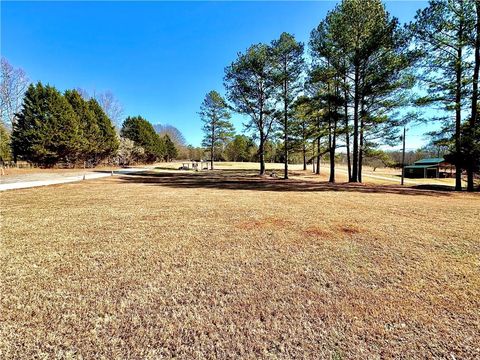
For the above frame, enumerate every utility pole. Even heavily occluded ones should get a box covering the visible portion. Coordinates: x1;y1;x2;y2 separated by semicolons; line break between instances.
401;126;406;186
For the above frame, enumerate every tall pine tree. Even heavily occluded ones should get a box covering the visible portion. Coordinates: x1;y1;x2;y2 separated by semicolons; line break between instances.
199;90;234;169
271;32;305;179
224;44;277;175
410;0;476;190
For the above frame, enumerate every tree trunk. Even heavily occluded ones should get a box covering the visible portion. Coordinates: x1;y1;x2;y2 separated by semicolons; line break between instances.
330;82;339;183
210;145;214;170
316;136;320;175
359;97;365;183
303;140;307;171
283;78;289;180
455;10;464;191
259;129;266;176
210;124;215;170
468;0;480;192
344;75;351;182
351;63;360;182
328;81;335;183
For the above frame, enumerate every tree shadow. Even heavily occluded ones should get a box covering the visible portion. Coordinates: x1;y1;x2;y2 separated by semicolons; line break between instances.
115;170;457;197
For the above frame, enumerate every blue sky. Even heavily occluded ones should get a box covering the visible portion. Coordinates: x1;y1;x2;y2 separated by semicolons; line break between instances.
2;1;429;149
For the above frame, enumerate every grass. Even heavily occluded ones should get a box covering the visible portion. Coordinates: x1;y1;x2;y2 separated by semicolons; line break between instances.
1;164;479;358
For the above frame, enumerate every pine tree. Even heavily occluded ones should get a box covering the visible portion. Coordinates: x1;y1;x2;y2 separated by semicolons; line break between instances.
271;32;304;179
12;82;81;166
410;0;476;190
224;44;277;175
310;0;417;182
199;90;234;169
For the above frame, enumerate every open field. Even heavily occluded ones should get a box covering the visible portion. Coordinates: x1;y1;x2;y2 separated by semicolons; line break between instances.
1;165;479;358
160;161;464;187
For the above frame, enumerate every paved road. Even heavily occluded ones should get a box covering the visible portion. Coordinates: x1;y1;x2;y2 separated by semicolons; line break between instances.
0;168;149;191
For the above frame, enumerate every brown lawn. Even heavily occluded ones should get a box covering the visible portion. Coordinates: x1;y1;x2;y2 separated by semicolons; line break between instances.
1;167;479;359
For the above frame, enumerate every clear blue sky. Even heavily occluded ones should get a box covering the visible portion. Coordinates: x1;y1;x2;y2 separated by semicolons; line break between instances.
2;1;429;149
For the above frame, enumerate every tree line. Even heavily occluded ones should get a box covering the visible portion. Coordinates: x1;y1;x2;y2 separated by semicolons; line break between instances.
0;76;181;167
200;0;480;191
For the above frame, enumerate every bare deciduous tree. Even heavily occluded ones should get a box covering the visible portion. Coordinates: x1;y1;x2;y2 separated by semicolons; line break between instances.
153;124;187;146
95;91;124;128
0;58;29;129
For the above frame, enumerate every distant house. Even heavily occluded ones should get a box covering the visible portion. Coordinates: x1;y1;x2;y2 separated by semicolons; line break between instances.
404;158;452;178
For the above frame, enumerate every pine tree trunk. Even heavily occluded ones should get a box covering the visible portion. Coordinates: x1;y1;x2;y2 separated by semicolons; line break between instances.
352;64;360;182
455;10;464;191
359;97;365;183
330;82;339;184
259;128;266;176
328;81;334;183
303;141;307;171
468;0;480;192
316;136;320;175
284;79;288;180
344;76;351;182
211;125;215;170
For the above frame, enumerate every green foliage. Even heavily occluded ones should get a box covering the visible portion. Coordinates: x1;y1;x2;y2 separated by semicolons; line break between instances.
410;0;477;190
224;43;277;174
12;82;81;166
224;135;257;162
65;89;100;161
271;32;305;177
307;0;418;182
0;121;12;162
163;134;178;161
121;116;164;162
199;90;234;162
88;98;119;161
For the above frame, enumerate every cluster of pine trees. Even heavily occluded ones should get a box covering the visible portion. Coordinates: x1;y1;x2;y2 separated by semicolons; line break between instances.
200;0;479;191
12;83;118;167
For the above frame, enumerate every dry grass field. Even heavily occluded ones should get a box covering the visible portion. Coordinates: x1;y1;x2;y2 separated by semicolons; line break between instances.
1;164;479;358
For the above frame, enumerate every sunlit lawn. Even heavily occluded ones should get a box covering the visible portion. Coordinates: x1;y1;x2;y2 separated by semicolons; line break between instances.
1;165;479;358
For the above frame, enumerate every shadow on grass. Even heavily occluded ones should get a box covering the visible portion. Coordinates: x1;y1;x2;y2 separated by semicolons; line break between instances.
115;170;457;196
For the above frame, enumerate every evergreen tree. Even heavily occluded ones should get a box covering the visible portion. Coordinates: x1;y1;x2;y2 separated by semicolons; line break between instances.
65;89;100;163
466;0;480;191
410;0;476;190
199;90;234;169
271;32;305;179
163;134;178;161
311;0;417;182
225;135;256;162
12;82;81;166
224;44;277;175
89;98;119;162
292;96;316;171
121;116;164;163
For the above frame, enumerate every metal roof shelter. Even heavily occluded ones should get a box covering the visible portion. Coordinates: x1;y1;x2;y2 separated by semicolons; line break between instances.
404;158;449;178
412;158;445;165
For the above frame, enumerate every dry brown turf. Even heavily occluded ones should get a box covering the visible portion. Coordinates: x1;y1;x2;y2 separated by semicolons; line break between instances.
1;168;479;359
